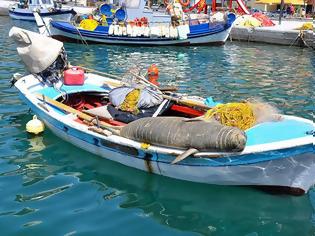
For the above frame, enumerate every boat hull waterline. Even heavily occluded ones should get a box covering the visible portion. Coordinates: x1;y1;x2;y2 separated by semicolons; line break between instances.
15;74;315;194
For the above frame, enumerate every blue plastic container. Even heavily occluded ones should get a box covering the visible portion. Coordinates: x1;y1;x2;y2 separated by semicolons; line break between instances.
100;4;112;17
114;8;126;21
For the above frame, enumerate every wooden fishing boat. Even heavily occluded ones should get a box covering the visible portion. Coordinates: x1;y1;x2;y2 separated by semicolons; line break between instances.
9;0;75;21
9;27;315;195
35;0;236;46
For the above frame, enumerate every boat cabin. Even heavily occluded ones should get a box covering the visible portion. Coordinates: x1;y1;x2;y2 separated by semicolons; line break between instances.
98;0;173;24
123;0;171;23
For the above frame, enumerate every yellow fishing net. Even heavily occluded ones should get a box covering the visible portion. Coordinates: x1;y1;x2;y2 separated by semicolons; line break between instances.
79;19;99;31
297;22;313;30
119;89;141;114
204;102;256;130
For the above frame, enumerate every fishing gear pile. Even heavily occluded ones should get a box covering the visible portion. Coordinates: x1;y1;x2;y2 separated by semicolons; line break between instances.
204;102;256;131
204;101;280;130
108;86;164;123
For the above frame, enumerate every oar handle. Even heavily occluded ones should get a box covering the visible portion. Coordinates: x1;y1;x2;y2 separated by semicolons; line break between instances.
162;94;211;110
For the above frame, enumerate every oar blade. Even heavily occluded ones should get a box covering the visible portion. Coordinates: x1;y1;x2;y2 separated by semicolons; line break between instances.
171;148;198;165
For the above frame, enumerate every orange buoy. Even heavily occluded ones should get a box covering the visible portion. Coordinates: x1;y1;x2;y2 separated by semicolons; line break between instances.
179;0;190;7
147;64;159;86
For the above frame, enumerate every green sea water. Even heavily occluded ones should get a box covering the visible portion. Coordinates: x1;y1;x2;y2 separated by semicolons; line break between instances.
0;16;315;235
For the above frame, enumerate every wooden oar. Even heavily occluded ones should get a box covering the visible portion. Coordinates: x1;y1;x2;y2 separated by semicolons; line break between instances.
121;72;212;110
129;71;160;89
102;79;124;88
101;72;210;110
161;95;211;111
171;148;199;164
159;86;178;92
77;66;211;111
36;94;121;135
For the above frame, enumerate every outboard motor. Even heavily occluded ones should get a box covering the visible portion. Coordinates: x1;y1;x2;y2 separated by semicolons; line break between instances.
9;26;68;86
37;47;68;86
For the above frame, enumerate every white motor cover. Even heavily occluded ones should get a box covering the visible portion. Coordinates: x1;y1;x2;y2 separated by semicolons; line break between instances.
9;26;63;74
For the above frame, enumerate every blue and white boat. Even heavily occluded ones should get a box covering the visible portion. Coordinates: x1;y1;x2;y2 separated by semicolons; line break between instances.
9;0;75;21
36;0;236;46
9;27;315;195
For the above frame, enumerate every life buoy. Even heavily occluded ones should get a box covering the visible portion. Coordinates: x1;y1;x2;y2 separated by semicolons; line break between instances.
179;0;190;7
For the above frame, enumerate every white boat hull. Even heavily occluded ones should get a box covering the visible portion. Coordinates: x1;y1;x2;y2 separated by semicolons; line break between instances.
48;119;315;193
14;74;315;195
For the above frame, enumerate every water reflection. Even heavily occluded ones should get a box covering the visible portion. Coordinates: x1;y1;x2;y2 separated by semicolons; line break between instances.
25;143;315;235
105;166;313;235
27;136;46;152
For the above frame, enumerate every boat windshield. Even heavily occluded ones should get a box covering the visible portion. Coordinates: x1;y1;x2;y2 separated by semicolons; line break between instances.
28;0;53;5
28;0;39;5
41;0;53;4
123;0;141;9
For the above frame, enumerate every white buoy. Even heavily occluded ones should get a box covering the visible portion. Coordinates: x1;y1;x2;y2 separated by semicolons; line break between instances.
26;115;45;134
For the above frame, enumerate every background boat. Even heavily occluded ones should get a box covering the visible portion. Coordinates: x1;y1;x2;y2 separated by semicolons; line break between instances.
9;0;75;21
34;0;236;46
44;15;236;46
